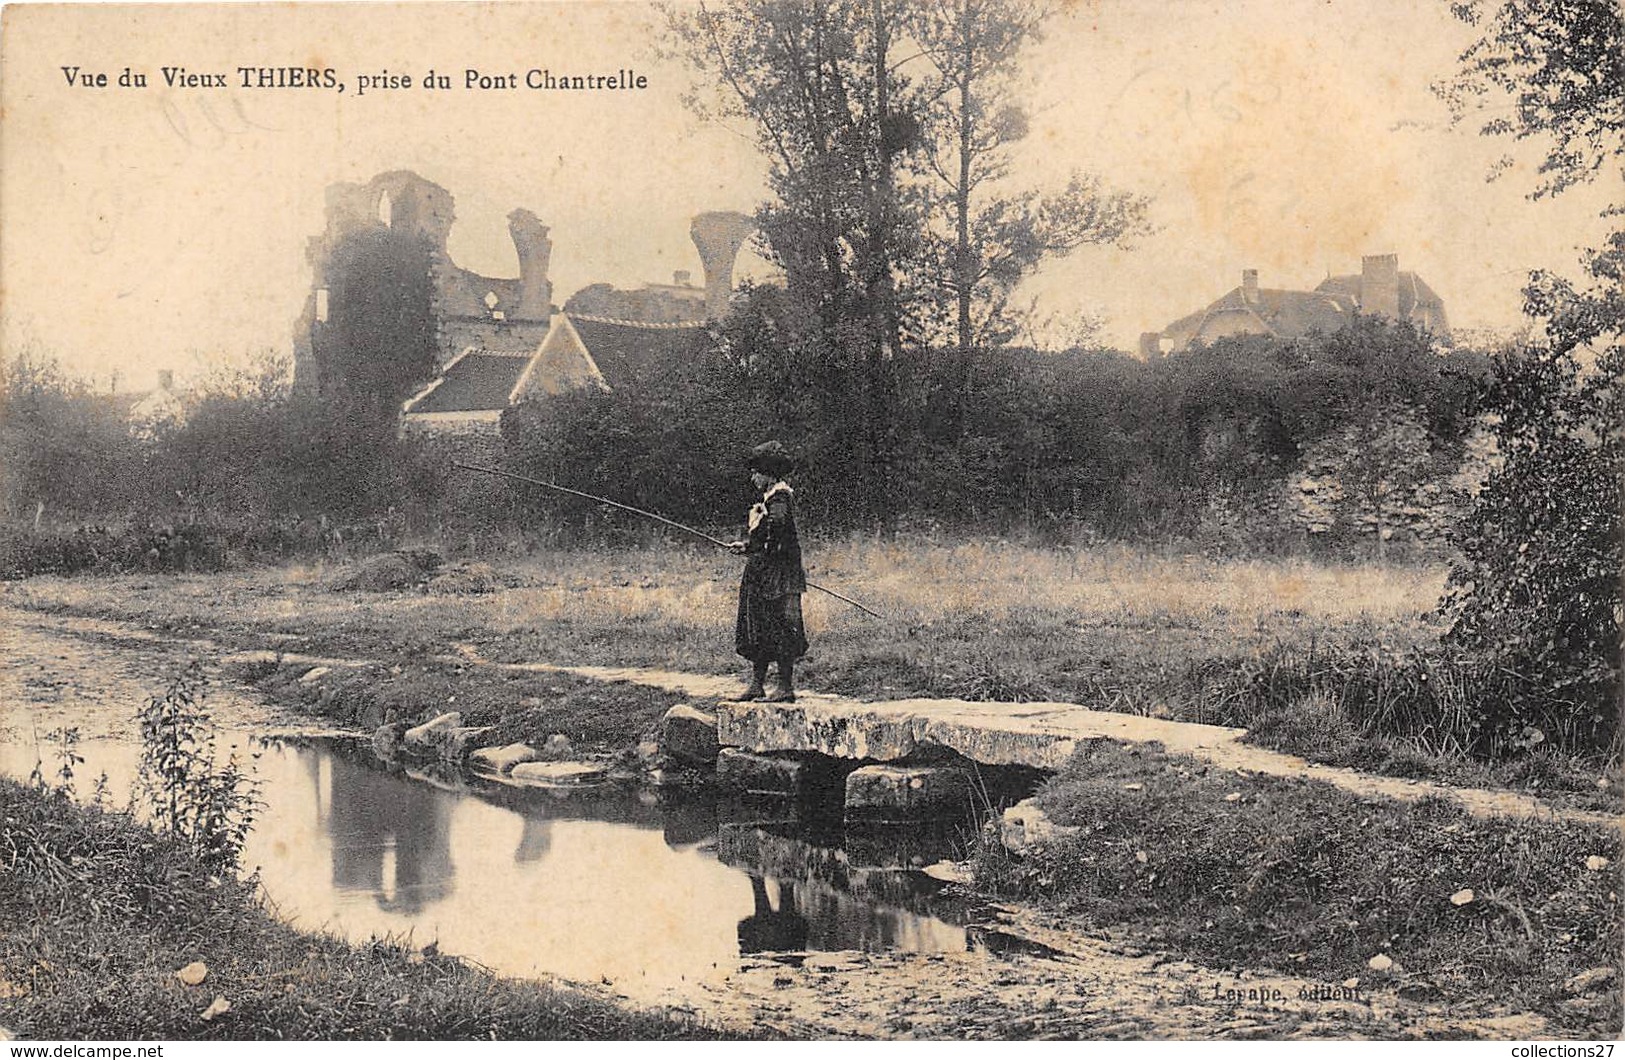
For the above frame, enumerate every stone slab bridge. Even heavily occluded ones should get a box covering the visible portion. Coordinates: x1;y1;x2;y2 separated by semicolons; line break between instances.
444;655;1614;829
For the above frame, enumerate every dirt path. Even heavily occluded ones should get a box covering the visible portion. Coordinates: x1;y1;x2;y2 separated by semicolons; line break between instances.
0;605;1583;1038
0;608;310;743
647;917;1549;1040
452;652;1616;829
5;603;1610;826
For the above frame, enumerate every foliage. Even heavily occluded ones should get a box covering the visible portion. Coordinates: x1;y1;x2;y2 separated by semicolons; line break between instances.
494;315;1488;543
1437;0;1624;198
666;0;918;527
0;350;148;523
903;0;1149;352
135;662;262;872
0;344;449;570
1441;341;1621;753
312;227;440;430
46;727;84;798
666;0;1151;526
1436;0;1623;755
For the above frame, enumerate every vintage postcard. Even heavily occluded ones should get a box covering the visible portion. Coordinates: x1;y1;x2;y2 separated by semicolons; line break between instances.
1;0;1619;1045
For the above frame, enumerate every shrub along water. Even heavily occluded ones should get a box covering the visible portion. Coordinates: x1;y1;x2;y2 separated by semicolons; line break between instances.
135;663;262;872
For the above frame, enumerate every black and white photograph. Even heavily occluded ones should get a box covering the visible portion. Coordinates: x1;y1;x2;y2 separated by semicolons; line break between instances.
0;0;1619;1043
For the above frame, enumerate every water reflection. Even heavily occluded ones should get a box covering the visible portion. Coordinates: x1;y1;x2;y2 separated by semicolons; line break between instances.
738;877;809;953
1;736;973;1001
323;751;456;914
717;823;969;955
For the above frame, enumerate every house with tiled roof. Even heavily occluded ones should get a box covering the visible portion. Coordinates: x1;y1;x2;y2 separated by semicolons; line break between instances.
1141;254;1449;356
400;314;710;438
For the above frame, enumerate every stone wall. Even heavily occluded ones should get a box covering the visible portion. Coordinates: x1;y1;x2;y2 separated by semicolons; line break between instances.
1203;412;1501;547
439;316;552;361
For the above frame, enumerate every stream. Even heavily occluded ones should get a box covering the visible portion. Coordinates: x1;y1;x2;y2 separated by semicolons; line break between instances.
0;734;983;1002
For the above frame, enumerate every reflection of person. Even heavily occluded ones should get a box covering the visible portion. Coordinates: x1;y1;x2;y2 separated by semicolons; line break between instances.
325;756;456;915
727;441;808;702
737;877;809;954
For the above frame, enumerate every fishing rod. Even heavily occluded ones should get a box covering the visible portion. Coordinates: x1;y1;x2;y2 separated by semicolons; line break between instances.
454;462;889;621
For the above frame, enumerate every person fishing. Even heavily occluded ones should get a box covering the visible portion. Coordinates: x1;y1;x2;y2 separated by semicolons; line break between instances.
727;441;807;702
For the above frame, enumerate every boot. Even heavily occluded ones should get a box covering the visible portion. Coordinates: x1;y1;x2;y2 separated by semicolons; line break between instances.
739;661;768;701
765;659;797;703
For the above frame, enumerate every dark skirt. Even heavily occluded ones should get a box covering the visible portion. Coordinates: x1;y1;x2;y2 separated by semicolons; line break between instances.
735;576;809;663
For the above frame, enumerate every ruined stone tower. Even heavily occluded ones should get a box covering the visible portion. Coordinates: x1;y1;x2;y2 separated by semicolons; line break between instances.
293;171;556;392
690;211;757;321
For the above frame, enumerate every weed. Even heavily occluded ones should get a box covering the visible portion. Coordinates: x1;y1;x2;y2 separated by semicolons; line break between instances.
135;662;263;872
45;727;84;797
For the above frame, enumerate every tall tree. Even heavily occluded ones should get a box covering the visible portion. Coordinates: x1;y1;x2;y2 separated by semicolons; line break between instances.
1436;0;1623;750
669;0;1152;520
904;0;1149;359
667;0;922;528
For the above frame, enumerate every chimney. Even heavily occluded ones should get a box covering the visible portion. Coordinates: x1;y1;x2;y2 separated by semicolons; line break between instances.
156;370;174;391
673;270;692;287
507;209;553;319
690;211;757;320
1242;269;1259;305
1361;254;1400;320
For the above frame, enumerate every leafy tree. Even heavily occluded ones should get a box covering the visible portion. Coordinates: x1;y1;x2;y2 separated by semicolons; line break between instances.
667;0;921;528
906;0;1149;355
667;0;1151;522
0;351;147;523
1436;0;1622;751
1436;0;1623;198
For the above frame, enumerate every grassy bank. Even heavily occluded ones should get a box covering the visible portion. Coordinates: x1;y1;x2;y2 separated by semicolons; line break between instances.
0;779;737;1040
5;538;1615;798
973;742;1624;1037
244;659;682;755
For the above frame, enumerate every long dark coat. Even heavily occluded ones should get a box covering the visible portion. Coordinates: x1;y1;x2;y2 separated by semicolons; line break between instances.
734;481;808;662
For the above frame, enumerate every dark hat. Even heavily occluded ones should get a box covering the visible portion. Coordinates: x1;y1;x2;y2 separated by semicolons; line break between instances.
747;440;796;476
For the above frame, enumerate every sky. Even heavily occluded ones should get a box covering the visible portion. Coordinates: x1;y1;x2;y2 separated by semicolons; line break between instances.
0;0;1614;389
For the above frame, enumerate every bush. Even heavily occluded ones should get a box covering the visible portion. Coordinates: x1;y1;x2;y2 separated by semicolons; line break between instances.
1441;252;1623;756
135;663;262;872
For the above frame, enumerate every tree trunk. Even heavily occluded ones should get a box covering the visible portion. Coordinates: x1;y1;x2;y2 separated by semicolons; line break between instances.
866;0;897;536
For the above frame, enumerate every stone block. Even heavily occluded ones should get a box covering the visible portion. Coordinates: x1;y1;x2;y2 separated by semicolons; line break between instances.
844;765;972;821
438;726;491;762
403;712;462;751
510;760;609;785
716;748;805;798
371;721;408;759
469;742;540;774
996;798;1081;856
661;704;719;766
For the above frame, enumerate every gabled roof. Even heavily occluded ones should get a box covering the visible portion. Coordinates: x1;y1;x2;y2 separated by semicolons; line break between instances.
565;314;711;389
1315;271;1446;319
1161;287;1355;349
400;314;712;420
403;348;531;414
513;314;609;399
